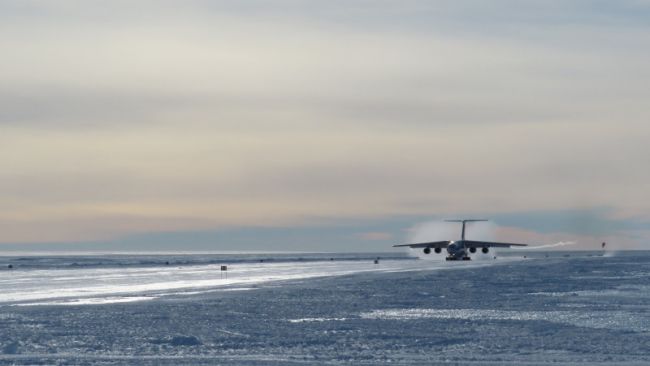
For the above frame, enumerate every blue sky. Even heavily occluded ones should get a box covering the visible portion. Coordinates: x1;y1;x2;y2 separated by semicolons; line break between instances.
1;1;649;251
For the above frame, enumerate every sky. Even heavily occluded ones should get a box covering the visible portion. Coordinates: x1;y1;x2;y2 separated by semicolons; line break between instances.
1;0;649;252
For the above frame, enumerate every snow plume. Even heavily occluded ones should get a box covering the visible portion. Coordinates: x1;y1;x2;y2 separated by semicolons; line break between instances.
512;241;576;250
602;251;618;257
407;220;497;243
405;247;443;261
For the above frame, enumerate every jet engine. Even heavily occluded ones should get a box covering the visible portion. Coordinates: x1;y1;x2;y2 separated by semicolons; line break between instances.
434;247;442;254
482;247;489;254
469;247;477;253
423;247;431;254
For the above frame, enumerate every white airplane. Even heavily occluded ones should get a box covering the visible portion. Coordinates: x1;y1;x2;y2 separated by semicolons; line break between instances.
394;219;528;261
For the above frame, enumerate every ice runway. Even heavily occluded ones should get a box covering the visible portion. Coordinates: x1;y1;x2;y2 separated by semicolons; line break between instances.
0;251;648;365
0;254;505;306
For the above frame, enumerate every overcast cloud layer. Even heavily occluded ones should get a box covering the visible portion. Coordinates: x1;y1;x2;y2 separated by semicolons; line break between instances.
1;1;649;250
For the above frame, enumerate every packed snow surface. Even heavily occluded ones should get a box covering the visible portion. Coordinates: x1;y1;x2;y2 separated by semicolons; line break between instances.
0;253;503;305
0;251;648;365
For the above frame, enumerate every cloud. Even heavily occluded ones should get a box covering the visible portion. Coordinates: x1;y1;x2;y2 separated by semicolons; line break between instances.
0;1;649;245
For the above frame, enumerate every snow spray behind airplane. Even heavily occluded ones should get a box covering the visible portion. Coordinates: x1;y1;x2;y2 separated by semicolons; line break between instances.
511;241;576;250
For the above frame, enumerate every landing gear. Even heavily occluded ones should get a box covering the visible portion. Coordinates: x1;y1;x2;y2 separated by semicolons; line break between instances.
462;257;471;261
446;256;472;261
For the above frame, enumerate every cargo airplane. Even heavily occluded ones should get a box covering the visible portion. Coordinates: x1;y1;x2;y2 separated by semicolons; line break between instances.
394;219;528;260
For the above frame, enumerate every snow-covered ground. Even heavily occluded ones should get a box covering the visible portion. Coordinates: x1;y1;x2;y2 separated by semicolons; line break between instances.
0;251;648;365
0;254;505;305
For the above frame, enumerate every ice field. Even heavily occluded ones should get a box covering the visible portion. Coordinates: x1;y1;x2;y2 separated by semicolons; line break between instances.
0;253;495;306
0;251;649;365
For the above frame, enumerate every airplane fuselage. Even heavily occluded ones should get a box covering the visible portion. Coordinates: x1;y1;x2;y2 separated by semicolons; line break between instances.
445;240;490;260
446;241;465;260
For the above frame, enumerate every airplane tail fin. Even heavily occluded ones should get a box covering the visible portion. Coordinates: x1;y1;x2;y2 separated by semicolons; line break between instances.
444;219;488;240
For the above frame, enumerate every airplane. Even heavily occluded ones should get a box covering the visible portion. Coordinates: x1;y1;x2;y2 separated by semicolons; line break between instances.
393;219;528;261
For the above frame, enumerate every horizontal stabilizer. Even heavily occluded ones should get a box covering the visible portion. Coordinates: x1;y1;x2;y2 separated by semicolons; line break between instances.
444;219;488;222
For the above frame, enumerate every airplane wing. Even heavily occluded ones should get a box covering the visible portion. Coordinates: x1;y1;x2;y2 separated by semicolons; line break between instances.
463;240;527;248
393;240;452;248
